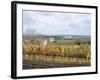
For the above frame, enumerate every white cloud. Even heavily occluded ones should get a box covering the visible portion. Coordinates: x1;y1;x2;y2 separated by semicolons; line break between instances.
23;10;91;36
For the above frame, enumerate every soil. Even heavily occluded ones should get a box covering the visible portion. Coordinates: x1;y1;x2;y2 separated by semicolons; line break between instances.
23;60;91;69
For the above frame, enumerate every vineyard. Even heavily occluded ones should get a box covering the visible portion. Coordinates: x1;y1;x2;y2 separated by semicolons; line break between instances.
23;37;91;69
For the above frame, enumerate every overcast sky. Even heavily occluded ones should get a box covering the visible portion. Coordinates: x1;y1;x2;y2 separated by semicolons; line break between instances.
23;10;91;36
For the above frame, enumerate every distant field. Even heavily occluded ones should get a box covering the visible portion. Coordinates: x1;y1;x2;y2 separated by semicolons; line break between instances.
23;36;91;69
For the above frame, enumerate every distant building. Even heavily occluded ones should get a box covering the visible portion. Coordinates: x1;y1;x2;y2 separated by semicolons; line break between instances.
63;35;72;39
49;37;55;42
68;36;72;38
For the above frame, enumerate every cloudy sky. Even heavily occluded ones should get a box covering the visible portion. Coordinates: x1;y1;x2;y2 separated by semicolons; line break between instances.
23;10;91;36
